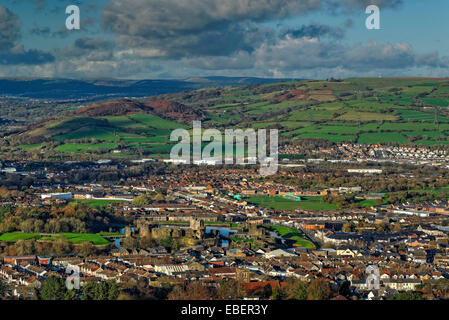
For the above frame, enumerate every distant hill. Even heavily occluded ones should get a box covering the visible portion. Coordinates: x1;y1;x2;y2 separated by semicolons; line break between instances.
4;77;449;160
0;77;293;101
74;98;205;123
75;99;151;117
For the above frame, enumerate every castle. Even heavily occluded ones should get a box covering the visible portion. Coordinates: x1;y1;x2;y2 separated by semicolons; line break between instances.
128;217;216;247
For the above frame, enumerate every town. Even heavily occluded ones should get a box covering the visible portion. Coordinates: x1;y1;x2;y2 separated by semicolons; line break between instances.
2;143;449;301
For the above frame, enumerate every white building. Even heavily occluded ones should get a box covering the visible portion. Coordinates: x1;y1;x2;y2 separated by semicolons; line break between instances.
41;192;73;200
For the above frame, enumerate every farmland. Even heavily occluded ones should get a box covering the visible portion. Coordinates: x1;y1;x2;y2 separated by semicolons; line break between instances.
6;77;449;159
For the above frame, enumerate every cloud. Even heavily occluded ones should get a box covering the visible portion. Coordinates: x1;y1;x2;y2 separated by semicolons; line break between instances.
30;26;51;37
325;0;403;13
0;5;20;49
101;0;405;59
0;47;55;65
0;5;54;65
281;23;345;39
253;37;447;74
0;0;446;79
103;0;323;36
101;0;322;57
54;37;116;63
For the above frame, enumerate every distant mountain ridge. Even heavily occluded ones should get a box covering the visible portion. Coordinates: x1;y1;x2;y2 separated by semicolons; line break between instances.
0;77;293;101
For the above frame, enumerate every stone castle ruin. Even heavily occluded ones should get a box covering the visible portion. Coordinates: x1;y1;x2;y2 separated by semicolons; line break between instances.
131;217;215;247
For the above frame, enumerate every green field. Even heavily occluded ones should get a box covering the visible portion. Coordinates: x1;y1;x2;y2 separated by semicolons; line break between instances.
11;78;449;157
246;195;337;211
358;199;388;208
17;143;42;150
55;143;119;153
20;112;186;157
269;225;315;248
357;132;409;144
129;113;188;130
0;232;117;245
0;232;41;241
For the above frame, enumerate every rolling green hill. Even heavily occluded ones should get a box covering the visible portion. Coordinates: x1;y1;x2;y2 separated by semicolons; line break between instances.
5;77;449;159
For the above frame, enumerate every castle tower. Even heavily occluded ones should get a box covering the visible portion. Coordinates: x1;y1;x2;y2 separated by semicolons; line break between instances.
125;226;132;238
190;218;205;239
236;268;251;283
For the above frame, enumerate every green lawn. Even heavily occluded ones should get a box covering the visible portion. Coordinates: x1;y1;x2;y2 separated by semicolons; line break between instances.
55;143;118;153
0;232;113;245
246;195;337;211
129;113;188;130
54;127;119;142
295;133;356;143
358;132;409;144
61;233;111;245
17;143;42;150
231;237;254;243
0;232;41;242
358;199;388;208
268;225;315;249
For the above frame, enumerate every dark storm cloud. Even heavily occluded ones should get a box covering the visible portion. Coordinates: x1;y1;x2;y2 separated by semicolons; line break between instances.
100;0;405;59
282;23;345;39
2;0;442;78
0;49;55;65
102;0;322;57
103;0;323;37
0;5;54;65
0;5;20;48
74;37;115;51
56;37;116;61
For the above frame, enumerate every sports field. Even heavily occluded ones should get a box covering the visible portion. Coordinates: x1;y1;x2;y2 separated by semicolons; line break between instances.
246;195;337;211
269;225;315;249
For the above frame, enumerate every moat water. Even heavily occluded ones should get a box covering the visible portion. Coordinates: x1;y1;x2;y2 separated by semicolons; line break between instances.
205;226;237;247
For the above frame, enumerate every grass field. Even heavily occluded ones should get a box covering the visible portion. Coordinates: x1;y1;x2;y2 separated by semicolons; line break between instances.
269;225;315;249
55;143;118;153
17;143;42;150
357;132;409;144
12;77;449;156
246;195;337;211
358;199;388;208
0;232;116;245
0;232;41;241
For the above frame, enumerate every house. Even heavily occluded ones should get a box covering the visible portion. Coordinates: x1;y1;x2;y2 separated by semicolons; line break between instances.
208;267;236;279
383;279;421;291
40;192;73;201
336;247;363;257
154;264;189;276
3;256;36;265
264;249;296;259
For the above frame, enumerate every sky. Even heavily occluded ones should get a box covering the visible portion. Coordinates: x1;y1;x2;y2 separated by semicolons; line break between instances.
0;0;448;79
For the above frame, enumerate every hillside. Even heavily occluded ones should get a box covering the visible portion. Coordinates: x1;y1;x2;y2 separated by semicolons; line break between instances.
0;77;291;101
4;77;449;160
75;99;150;117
